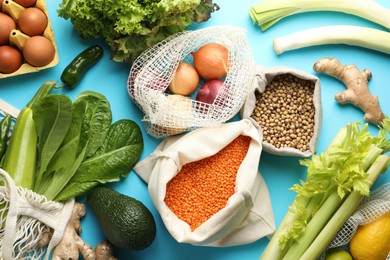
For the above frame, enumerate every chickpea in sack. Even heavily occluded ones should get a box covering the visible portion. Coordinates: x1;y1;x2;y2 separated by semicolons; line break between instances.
128;26;254;138
241;64;322;157
134;119;276;246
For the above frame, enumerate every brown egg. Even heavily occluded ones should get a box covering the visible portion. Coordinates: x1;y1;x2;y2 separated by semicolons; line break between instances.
0;12;16;45
13;0;37;7
18;7;48;36
23;36;55;67
0;45;22;74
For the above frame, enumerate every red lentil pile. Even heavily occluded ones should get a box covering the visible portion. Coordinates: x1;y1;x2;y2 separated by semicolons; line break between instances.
164;135;251;231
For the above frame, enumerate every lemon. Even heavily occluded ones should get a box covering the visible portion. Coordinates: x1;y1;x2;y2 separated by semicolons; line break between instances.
350;211;390;260
325;248;353;260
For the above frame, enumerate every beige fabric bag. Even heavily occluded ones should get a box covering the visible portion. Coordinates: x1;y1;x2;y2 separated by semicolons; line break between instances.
241;64;322;157
134;119;275;246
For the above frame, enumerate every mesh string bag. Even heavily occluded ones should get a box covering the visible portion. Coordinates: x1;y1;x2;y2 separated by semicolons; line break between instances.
0;169;74;260
128;25;255;138
323;183;390;259
0;103;74;260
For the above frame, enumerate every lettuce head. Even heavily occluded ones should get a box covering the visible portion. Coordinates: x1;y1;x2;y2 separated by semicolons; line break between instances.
58;0;219;63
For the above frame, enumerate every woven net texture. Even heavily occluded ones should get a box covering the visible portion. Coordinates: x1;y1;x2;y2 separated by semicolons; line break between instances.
0;169;70;259
128;26;255;138
327;183;390;259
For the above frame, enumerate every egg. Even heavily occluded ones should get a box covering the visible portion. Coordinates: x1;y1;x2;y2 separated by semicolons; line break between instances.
13;0;37;7
18;7;48;36
23;36;55;67
0;45;22;74
0;12;16;45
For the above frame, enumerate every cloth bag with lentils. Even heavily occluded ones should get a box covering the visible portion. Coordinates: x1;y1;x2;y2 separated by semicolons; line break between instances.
241;64;322;157
134;119;276;246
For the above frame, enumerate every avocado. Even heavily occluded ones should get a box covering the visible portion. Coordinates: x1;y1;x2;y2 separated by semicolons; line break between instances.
87;186;156;250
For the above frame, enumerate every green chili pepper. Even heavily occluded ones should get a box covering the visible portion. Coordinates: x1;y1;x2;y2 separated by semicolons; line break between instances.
61;45;104;89
0;114;11;161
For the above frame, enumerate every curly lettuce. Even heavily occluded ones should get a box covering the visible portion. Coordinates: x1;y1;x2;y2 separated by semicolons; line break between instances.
58;0;219;63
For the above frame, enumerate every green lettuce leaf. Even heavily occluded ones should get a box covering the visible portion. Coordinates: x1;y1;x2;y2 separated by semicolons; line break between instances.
54;119;144;202
58;0;219;63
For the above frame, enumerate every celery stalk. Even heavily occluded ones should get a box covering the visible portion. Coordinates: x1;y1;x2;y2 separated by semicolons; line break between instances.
260;126;350;260
300;155;390;260
273;25;390;56
260;210;296;259
249;0;390;31
260;120;390;260
282;146;382;260
282;191;344;260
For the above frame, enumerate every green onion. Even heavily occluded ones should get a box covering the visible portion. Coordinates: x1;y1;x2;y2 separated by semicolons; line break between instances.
249;0;390;31
273;25;390;56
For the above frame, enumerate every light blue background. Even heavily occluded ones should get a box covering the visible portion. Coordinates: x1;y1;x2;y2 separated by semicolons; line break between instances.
1;0;390;259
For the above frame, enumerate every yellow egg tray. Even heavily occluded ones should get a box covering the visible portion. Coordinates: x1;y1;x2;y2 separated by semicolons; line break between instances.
0;0;59;79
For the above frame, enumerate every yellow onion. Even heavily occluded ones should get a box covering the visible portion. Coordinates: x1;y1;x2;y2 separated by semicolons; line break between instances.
168;62;200;95
192;44;229;80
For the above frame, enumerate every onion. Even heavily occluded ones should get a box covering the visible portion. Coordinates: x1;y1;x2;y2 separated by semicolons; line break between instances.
196;79;224;105
192;44;229;80
168;62;199;95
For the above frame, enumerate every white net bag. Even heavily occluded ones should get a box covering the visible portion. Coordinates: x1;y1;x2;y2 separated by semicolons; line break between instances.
128;26;255;138
0;169;74;260
325;183;390;259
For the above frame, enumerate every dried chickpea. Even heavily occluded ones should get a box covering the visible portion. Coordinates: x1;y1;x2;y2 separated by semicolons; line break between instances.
164;135;251;231
250;74;315;151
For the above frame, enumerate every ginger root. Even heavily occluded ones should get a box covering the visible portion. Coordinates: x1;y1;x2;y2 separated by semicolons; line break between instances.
51;202;96;260
313;57;385;125
96;241;117;260
38;202;118;259
38;227;53;248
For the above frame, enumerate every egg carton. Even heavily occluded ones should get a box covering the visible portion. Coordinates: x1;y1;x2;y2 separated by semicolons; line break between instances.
0;0;59;79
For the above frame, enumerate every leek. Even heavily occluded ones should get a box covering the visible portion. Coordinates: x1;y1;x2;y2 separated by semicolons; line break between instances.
249;0;390;31
273;25;390;56
260;119;390;260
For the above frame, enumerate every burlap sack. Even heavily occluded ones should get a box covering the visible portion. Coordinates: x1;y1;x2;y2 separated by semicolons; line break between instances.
134;119;275;246
241;64;322;157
